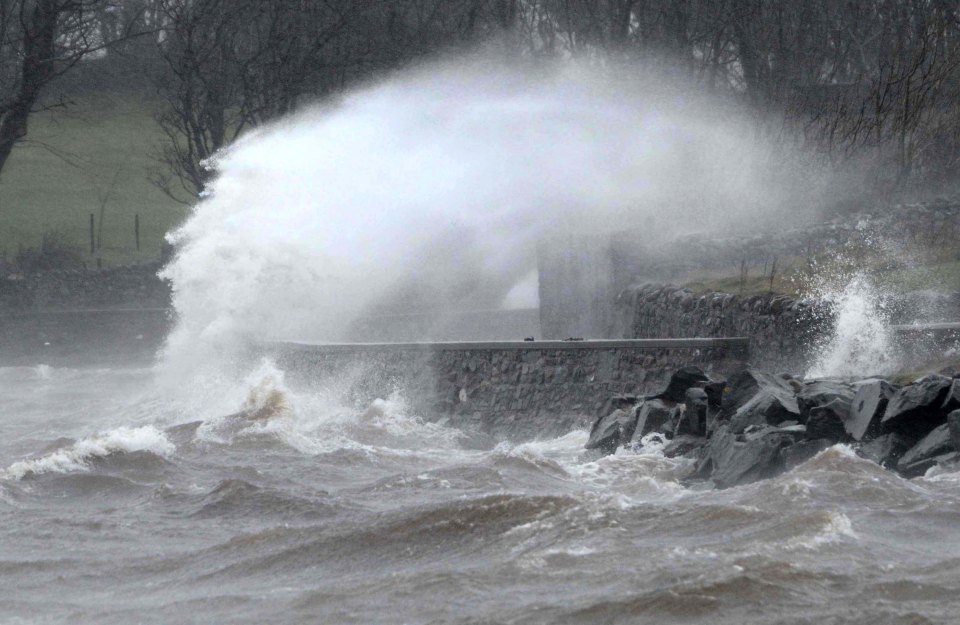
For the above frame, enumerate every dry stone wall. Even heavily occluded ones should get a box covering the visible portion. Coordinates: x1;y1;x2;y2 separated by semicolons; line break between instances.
616;284;825;373
617;283;960;374
272;341;747;440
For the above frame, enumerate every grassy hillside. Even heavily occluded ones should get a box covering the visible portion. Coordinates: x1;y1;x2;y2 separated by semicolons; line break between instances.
0;88;188;268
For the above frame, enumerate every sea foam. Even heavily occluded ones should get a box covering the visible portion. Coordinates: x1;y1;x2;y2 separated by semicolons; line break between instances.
2;426;175;480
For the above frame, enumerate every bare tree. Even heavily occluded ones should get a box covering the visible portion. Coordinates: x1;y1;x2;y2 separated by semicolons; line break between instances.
148;0;960;200
0;0;151;179
152;0;527;199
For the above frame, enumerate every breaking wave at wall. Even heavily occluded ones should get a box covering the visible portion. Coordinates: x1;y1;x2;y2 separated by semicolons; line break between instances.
157;55;803;386
806;274;896;379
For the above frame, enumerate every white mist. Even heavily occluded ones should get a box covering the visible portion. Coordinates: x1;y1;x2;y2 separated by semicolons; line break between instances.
806;275;896;379
158;55;798;381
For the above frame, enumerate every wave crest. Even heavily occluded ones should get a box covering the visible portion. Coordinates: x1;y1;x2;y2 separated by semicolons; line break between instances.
2;426;175;480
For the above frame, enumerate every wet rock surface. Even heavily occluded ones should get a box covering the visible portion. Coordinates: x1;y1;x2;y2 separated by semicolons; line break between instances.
847;379;897;440
587;364;960;488
882;375;953;436
897;424;956;477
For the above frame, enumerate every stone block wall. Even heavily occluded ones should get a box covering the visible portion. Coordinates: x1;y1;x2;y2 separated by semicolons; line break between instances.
616;284;825;373
272;340;747;440
616;283;960;374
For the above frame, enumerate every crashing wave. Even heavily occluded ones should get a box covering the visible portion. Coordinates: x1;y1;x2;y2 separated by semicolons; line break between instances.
2;426;175;481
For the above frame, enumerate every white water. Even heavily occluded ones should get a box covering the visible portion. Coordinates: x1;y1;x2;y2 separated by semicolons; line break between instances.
806;274;896;378
158;56;801;385
2;425;175;480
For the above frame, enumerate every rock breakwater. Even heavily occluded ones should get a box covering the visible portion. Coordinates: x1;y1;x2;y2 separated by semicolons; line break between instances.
587;364;960;487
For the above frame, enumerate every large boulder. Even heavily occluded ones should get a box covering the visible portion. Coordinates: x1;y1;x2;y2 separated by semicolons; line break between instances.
947;409;960;449
797;380;854;422
663;435;707;458
882;375;952;437
629;399;678;445
781;438;834;471
703;379;726;408
585;408;637;454
805;399;850;443
599;393;640;418
942;380;960;414
657;366;711;402
727;385;800;434
846;379;897;441
897;424;956;477
857;433;913;469
721;369;797;417
675;387;708;437
691;424;803;489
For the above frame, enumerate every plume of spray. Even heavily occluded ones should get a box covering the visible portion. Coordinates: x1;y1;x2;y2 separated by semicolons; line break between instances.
805;273;896;379
157;54;811;393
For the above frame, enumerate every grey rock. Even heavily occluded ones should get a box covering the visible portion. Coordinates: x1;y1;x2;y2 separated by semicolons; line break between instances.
657;366;710;402
780;438;834;471
675;387;708;437
846;379;897;441
703;379;725;408
882;375;952;436
858;433;913;469
898;424;956;477
947;409;960;450
692;425;803;489
727;387;801;434
629;399;678;444
797;380;854;422
941;380;960;414
805;399;850;442
899;451;960;479
743;423;806;440
663;435;707;458
585;408;636;454
721;369;796;417
600;393;640;417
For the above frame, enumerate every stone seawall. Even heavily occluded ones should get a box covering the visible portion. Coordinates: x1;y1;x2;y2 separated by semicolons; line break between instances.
270;339;748;440
538;202;960;339
617;284;824;372
617;283;960;373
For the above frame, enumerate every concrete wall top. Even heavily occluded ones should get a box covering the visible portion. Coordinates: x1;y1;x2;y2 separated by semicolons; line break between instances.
268;337;751;352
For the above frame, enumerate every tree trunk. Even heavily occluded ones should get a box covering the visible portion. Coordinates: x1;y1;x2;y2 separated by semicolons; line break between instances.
0;0;59;179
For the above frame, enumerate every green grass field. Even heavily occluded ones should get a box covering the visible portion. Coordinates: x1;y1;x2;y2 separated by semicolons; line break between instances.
0;90;188;267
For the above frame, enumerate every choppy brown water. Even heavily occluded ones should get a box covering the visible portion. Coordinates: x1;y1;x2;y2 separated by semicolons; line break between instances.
3;363;960;625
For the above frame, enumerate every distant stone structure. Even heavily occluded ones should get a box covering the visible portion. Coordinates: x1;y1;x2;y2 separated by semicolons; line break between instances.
535;201;960;340
271;339;748;440
615;283;960;373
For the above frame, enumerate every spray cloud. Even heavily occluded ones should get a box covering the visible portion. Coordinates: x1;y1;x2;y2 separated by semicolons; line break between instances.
159;54;809;377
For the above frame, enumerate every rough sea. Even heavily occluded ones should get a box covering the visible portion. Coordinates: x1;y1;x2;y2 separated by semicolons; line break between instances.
3;361;960;625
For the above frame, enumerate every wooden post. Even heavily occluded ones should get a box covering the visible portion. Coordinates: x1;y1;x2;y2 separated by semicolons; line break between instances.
89;213;95;254
135;214;140;251
769;256;778;293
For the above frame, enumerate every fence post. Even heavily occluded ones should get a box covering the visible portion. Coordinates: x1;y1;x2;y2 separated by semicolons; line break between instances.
89;214;95;255
135;214;140;251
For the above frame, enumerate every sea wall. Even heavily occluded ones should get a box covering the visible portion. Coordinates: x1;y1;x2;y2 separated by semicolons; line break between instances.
538;202;960;339
616;284;824;372
270;339;748;440
617;283;960;373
